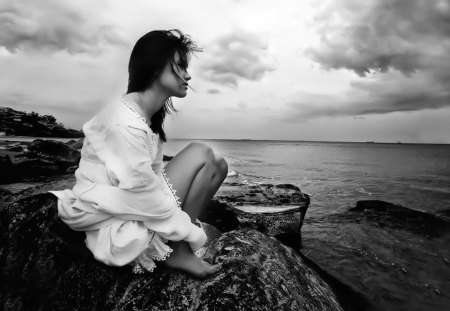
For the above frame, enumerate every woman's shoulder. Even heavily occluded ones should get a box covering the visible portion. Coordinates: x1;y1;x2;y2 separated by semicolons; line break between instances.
83;99;148;136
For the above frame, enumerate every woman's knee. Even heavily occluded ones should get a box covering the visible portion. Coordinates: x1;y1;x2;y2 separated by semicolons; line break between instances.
188;141;215;164
215;155;228;177
187;141;227;179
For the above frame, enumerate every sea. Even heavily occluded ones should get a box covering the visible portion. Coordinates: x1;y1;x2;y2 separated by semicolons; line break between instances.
3;137;450;310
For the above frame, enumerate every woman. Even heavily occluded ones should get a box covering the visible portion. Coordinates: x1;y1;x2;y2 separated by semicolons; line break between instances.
50;29;227;279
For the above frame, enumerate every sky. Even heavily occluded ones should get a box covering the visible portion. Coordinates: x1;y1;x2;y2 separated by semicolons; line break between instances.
1;0;449;143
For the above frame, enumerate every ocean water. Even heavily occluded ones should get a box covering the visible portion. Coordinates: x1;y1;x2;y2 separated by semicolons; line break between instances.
165;139;450;311
165;139;450;216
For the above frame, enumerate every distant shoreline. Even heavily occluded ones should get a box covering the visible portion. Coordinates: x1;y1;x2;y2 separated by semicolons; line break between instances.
1;136;449;146
0;136;76;143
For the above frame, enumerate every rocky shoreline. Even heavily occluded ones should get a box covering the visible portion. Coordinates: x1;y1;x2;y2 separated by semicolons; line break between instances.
0;192;344;311
5;138;446;310
0;138;82;184
0;138;353;310
0;107;84;138
0;172;351;310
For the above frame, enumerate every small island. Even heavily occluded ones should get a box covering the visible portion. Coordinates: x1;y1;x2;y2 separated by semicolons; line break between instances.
0;107;83;138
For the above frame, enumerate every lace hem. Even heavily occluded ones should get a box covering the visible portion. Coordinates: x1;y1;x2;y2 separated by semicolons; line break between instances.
160;167;182;210
152;247;174;261
131;247;174;275
132;263;153;274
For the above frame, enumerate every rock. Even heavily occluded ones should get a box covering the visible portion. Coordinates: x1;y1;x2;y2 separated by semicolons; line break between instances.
0;107;83;138
8;145;23;152
350;200;450;237
0;175;76;208
66;138;84;150
50;126;84;138
28;139;80;165
0;155;15;184
0;139;80;184
216;182;308;206
0;193;343;310
203;182;310;249
436;209;450;222
199;199;241;232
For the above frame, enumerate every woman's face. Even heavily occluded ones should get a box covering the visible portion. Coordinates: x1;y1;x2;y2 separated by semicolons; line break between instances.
156;51;191;98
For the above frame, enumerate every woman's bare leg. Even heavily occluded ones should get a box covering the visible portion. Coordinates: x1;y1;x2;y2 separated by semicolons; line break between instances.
158;142;228;279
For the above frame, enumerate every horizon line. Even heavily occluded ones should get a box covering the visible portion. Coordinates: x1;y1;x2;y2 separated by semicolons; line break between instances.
169;138;450;145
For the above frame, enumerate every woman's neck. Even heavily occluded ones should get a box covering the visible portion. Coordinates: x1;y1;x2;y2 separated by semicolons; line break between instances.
125;87;169;119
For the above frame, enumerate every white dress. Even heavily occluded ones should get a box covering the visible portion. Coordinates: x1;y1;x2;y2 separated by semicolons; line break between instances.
49;99;207;274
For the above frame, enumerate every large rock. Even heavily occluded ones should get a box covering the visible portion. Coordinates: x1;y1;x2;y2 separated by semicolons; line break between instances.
28;139;81;167
0;175;76;208
350;200;450;237
0;193;343;310
203;182;310;249
0;139;80;184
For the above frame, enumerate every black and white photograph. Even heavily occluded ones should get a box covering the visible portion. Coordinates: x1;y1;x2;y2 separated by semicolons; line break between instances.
1;0;449;310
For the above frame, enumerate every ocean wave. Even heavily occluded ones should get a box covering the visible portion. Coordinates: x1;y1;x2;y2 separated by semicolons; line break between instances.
227;170;239;177
407;184;450;194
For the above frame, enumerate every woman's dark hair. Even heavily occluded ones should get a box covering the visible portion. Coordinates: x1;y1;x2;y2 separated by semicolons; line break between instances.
126;29;202;142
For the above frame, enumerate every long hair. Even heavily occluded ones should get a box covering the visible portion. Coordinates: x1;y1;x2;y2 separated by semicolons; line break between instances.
126;29;202;142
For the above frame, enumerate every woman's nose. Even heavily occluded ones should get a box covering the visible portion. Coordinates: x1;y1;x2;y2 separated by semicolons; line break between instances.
184;71;191;81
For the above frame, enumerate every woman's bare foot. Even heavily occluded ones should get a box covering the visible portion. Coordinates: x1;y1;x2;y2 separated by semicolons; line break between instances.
161;253;222;279
160;241;222;279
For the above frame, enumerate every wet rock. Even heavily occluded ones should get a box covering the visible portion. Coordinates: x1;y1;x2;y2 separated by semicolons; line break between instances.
350;200;450;237
436;209;450;222
203;182;310;249
0;193;343;311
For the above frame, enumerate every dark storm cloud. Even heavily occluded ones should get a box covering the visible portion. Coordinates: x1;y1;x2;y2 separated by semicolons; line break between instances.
200;31;275;88
307;0;450;77
350;79;450;114
282;84;450;122
297;0;450;118
0;0;127;54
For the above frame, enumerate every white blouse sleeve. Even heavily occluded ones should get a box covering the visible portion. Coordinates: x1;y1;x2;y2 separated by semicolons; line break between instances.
89;123;206;251
152;136;164;174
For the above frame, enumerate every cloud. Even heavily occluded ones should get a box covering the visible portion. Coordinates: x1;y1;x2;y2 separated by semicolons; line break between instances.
207;89;221;94
200;30;275;88
0;0;127;54
306;0;450;78
295;0;450;118
238;102;248;110
282;78;450;121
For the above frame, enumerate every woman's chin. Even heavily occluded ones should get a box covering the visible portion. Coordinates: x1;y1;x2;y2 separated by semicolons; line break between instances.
173;91;188;98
